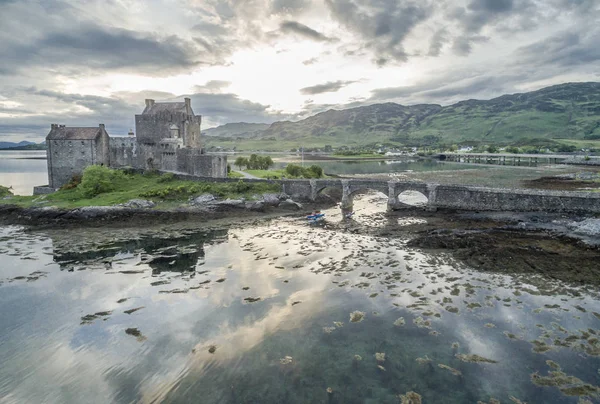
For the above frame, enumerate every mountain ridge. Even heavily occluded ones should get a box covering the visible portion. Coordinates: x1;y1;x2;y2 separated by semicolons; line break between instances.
204;82;600;148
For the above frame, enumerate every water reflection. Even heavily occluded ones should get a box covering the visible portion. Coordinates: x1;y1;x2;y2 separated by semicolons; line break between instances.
1;208;600;403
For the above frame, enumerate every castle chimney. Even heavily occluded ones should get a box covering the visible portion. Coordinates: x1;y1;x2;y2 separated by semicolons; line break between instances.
184;97;191;112
99;124;105;130
128;129;134;137
145;99;155;109
51;124;56;129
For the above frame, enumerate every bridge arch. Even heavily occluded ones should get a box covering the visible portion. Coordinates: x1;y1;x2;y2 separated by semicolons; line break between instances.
396;190;429;207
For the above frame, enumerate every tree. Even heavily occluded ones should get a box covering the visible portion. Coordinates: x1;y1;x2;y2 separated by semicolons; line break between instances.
248;154;260;170
306;165;324;178
486;145;498;153
261;156;274;170
234;156;247;170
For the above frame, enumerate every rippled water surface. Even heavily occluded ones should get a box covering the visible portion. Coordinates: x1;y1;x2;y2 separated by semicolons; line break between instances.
2;199;600;403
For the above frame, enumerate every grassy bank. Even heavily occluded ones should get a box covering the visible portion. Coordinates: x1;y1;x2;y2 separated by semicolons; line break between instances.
1;167;281;209
0;186;12;198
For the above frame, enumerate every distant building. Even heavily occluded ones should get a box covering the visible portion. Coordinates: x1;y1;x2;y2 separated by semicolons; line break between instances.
39;99;227;192
46;124;110;189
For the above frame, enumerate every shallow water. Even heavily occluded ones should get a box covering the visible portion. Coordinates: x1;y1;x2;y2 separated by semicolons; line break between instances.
0;150;48;195
2;199;600;403
273;158;483;176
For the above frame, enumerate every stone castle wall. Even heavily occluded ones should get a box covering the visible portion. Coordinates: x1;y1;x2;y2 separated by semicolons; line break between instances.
109;137;137;168
46;131;109;189
176;149;227;178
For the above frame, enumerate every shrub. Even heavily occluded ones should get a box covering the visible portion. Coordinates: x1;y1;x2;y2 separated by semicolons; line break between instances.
0;185;13;197
78;165;123;198
60;174;82;190
306;165;324;178
234;180;251;193
284;163;324;178
285;164;304;177
157;172;176;183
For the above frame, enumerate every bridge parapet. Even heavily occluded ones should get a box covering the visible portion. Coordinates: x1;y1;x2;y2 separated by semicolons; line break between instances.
159;172;600;214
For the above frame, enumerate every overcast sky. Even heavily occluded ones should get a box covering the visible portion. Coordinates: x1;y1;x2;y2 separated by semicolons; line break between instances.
1;0;599;141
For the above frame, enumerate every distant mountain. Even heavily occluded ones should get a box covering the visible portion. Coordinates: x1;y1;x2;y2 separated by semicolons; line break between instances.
5;142;47;150
203;122;270;138
0;141;36;149
204;82;600;149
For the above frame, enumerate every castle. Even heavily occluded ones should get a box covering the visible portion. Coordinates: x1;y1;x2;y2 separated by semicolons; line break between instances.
38;98;227;192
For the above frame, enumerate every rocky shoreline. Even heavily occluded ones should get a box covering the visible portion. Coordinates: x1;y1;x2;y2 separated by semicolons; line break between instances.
0;193;309;227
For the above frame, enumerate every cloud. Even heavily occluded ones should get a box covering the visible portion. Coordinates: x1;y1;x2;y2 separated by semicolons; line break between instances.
451;35;489;56
450;0;534;33
514;30;600;68
2;24;207;76
271;0;311;14
428;28;449;57
279;20;335;42
325;0;433;64
300;80;357;95
192;80;232;93
302;57;319;65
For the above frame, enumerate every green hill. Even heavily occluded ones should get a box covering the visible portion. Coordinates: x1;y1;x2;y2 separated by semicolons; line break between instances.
204;82;600;150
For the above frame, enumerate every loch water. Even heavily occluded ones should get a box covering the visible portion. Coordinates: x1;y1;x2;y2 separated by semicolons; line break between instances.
1;196;600;403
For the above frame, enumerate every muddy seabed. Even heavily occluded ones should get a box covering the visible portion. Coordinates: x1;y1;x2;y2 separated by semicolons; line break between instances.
1;193;600;404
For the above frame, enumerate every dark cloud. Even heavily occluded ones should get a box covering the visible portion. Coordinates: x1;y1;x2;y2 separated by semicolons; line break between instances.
427;28;448;57
3;25;207;76
514;30;600;68
451;35;488;56
300;80;357;95
368;70;528;105
183;93;292;127
450;0;537;33
279;21;335;42
325;0;433;64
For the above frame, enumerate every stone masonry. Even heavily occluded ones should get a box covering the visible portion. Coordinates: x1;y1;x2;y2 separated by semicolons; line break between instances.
46;124;110;189
39;99;227;192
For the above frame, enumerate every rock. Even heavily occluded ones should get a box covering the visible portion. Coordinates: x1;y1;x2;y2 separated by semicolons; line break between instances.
246;201;265;211
262;193;281;206
121;199;155;209
214;199;245;209
279;199;303;210
570;218;600;236
190;194;216;205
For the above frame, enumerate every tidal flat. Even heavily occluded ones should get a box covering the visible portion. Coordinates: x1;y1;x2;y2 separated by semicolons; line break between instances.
1;194;600;403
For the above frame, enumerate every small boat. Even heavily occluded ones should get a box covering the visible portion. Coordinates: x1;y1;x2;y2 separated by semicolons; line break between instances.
306;212;325;223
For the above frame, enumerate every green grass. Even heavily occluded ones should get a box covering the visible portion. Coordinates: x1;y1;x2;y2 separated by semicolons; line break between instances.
0;170;281;209
553;139;600;149
245;169;286;179
331;153;383;159
227;171;244;178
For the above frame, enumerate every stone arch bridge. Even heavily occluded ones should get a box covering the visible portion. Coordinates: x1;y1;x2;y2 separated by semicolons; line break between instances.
279;178;600;213
291;179;434;211
167;173;600;214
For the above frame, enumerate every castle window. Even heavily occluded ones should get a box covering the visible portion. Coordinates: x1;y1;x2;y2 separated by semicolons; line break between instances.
81;141;85;145
68;141;72;146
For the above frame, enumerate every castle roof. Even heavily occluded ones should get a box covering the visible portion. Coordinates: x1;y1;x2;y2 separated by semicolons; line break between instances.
46;125;106;140
143;102;188;115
